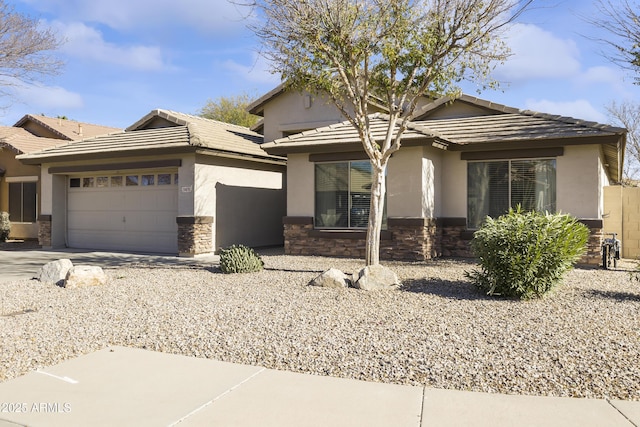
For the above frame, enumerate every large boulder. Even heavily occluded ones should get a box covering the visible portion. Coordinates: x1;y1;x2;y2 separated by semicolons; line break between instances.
64;266;107;289
309;268;351;289
352;264;401;291
38;259;73;286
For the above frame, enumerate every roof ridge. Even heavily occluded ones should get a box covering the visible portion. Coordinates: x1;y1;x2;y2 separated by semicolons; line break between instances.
154;108;262;136
516;109;626;133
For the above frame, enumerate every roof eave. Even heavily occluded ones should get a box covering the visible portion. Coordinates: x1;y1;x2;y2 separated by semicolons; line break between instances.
17;145;197;165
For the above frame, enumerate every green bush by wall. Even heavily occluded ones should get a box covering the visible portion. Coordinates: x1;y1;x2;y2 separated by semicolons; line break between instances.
465;208;589;299
219;244;264;274
0;212;10;242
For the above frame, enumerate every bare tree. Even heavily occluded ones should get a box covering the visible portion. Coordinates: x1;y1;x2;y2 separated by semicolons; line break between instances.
606;101;640;184
0;1;63;98
587;0;640;82
245;0;531;266
198;92;260;127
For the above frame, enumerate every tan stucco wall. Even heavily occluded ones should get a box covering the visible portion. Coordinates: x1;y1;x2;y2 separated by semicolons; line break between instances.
440;151;467;218
262;91;345;143
286;153;315;216
557;145;604;219
387;146;443;218
284;143;609;226
603;185;640;259
194;155;285;250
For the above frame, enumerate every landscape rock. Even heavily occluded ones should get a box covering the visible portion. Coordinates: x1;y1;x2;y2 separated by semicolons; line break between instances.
64;266;107;289
352;264;401;291
309;268;351;289
38;259;73;286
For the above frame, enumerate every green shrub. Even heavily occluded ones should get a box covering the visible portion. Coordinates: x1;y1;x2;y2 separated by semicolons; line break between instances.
465;208;589;299
0;212;10;242
219;244;264;274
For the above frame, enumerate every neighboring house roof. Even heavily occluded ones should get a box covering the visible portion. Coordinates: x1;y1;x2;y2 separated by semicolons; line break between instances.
14;114;121;140
18;109;285;165
261;96;626;182
0;127;64;154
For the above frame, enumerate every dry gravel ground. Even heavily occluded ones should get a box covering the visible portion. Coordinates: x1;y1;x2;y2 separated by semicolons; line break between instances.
1;253;639;401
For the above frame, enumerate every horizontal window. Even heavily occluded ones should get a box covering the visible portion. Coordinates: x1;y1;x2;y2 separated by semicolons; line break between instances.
69;173;178;189
315;161;386;229
467;159;556;229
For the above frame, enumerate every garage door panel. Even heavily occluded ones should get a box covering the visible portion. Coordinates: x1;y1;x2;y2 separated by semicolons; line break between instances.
67;173;178;254
68;211;126;231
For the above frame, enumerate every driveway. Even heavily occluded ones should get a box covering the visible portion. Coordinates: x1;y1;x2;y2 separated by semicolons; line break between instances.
0;242;218;283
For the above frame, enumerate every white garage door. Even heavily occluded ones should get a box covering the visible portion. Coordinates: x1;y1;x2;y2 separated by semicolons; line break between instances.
67;172;179;253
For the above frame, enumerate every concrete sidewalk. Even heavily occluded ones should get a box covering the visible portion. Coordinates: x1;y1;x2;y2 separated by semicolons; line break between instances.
0;247;218;283
0;347;637;427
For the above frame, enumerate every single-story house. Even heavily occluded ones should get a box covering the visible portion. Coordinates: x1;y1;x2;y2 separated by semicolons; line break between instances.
254;89;626;265
1;116;120;239
18;109;286;256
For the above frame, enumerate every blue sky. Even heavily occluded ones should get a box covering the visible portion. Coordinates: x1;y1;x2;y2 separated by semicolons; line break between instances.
2;0;639;129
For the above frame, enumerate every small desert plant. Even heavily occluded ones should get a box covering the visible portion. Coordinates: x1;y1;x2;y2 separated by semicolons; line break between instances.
465;207;589;299
0;212;10;242
219;244;264;274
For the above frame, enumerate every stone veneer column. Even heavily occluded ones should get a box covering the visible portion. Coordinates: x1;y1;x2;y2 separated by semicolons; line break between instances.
439;218;474;258
383;218;441;261
176;216;213;257
38;215;52;248
579;219;604;266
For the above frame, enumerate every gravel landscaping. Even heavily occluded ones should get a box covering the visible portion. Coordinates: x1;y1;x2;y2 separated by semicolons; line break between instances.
1;252;639;401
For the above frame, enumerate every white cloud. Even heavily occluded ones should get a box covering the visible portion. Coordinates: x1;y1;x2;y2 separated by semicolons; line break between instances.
21;0;251;35
575;66;628;94
222;53;281;85
12;82;84;109
524;99;607;123
53;21;168;71
496;23;581;81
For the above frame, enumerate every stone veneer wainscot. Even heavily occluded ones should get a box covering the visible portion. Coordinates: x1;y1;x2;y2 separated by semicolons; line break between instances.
177;216;213;256
283;216;604;265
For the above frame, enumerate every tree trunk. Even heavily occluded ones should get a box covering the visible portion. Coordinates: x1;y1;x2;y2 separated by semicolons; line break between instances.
366;160;387;266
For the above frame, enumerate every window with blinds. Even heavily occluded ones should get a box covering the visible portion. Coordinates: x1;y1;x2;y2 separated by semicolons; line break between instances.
315;161;386;229
467;159;556;229
8;182;37;223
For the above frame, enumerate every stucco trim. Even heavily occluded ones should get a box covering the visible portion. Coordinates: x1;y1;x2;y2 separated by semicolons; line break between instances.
309;229;392;240
283;216;314;224
578;219;604;229
461;147;564;160
309;151;369;162
176;216;214;224
49;159;182;174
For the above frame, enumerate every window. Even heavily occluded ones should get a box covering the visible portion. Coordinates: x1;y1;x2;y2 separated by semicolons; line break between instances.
141;175;155;186
315;161;386;229
96;177;109;188
8;182;37;223
126;175;139;186
158;174;171;185
467;159;556;229
111;176;123;187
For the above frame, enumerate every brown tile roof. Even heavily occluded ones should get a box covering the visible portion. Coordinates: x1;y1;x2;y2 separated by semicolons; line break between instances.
261;113;442;154
0;127;64;154
414;112;625;146
261;104;626;182
18;109;285;164
14;114;121;140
